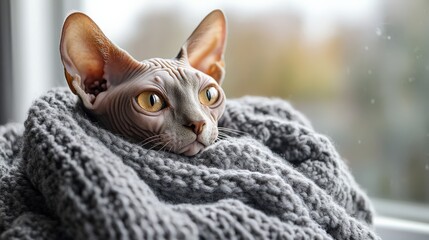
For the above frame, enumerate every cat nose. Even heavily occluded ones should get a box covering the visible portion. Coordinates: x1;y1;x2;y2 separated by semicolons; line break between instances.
185;120;206;135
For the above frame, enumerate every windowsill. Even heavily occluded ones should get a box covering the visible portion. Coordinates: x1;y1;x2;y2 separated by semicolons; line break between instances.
375;216;429;240
372;198;429;223
372;198;429;239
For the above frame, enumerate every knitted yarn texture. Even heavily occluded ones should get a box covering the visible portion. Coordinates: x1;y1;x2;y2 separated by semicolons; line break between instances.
0;89;380;239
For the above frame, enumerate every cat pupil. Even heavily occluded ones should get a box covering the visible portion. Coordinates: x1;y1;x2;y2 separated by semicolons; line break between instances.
206;89;212;101
150;94;156;106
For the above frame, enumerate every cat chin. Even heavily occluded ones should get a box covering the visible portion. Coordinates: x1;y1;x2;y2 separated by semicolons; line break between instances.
179;141;205;156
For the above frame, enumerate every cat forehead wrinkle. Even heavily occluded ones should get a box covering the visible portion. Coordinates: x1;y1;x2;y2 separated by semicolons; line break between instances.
178;67;209;86
120;63;151;83
151;68;182;85
143;58;187;81
143;58;209;86
145;58;188;69
175;67;197;85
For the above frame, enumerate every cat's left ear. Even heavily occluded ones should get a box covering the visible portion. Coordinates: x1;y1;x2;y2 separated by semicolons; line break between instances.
177;10;227;84
60;12;141;110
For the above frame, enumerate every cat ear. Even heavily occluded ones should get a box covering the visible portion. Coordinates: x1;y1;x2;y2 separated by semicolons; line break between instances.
60;12;141;109
177;10;227;84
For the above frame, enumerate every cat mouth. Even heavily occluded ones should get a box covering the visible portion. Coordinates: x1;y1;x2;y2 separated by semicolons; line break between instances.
178;141;205;156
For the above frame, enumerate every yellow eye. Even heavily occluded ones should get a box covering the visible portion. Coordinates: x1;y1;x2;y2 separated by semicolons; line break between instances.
199;85;220;106
136;91;166;112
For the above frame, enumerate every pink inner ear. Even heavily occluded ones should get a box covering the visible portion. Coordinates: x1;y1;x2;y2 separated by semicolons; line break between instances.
188;38;220;73
60;12;142;102
70;56;108;96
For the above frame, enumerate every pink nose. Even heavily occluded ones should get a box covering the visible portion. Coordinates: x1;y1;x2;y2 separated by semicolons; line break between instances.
185;120;206;135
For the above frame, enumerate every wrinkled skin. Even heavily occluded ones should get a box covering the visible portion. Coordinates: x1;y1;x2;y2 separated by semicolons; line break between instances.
94;58;226;156
60;11;227;156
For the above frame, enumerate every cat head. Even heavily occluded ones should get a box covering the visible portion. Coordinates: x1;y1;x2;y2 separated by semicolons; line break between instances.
60;10;227;156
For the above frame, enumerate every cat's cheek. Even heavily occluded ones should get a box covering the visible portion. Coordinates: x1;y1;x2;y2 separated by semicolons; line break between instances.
128;109;166;135
208;106;225;125
130;97;170;132
208;95;226;121
139;115;167;133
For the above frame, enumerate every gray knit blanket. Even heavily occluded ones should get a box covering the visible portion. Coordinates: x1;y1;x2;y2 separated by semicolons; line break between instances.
0;89;379;240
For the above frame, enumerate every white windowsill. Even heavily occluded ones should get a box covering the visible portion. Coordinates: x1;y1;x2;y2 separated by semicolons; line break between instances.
372;198;429;239
372;198;429;223
375;216;429;240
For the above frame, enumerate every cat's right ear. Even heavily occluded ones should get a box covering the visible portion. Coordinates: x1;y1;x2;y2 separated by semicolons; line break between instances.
60;12;141;109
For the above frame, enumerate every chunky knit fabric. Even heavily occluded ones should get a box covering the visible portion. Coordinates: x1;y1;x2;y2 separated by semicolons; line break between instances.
0;89;379;240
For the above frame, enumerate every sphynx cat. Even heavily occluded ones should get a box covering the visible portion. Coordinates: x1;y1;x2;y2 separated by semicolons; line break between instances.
60;10;227;156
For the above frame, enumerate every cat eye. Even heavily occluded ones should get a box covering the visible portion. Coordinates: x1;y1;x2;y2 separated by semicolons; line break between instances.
199;85;220;106
136;91;166;112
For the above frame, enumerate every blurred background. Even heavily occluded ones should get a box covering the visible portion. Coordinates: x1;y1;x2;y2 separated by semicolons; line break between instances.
0;0;428;225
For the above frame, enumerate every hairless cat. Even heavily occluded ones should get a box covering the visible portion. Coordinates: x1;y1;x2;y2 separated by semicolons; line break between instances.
60;10;227;156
